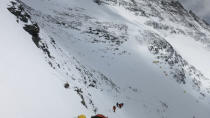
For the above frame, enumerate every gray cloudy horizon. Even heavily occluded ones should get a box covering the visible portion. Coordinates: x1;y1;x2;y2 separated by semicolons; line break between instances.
179;0;210;24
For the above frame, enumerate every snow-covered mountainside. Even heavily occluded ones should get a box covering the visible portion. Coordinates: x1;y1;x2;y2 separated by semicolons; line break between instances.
1;0;210;117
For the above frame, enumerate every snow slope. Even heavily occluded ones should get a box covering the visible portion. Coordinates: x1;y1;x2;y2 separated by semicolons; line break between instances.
2;0;210;118
0;1;93;118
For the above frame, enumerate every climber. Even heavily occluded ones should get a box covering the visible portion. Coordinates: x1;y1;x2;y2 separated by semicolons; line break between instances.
113;105;116;112
116;102;119;108
91;114;107;118
78;114;86;118
119;103;124;108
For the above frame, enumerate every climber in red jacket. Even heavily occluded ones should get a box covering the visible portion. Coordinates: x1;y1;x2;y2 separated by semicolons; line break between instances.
118;103;124;108
113;106;116;112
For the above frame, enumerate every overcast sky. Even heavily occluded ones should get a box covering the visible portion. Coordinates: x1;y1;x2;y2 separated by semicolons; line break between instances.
179;0;210;24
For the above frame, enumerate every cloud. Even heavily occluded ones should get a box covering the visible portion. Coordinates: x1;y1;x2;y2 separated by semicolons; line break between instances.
179;0;210;23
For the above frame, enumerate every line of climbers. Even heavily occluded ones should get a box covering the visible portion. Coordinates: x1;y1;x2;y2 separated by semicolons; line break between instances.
113;102;124;112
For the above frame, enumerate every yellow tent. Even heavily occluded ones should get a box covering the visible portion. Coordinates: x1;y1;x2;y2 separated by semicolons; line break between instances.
78;114;86;118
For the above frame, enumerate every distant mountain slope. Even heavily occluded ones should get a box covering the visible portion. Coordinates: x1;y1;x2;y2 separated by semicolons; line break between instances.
2;0;210;118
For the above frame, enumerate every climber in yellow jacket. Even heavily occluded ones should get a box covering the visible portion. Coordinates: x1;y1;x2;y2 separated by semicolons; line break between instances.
78;114;86;118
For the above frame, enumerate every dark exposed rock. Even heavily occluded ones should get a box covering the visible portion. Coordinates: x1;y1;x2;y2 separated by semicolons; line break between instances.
7;2;30;23
85;24;128;47
23;24;40;47
64;82;70;88
23;24;39;37
8;1;41;47
147;32;187;84
75;87;88;108
93;0;102;5
40;43;53;59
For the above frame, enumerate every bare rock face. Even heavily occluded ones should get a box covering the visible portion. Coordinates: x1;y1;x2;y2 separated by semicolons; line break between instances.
8;1;41;47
